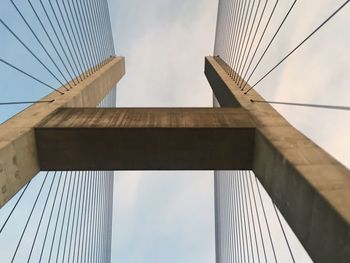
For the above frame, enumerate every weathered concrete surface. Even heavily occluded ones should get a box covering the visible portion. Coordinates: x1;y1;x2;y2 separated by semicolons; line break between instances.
205;58;241;107
205;56;350;263
0;57;125;207
35;108;255;170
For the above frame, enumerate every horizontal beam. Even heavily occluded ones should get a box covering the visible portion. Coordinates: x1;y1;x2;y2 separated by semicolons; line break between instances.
35;108;255;170
205;56;350;262
0;57;125;207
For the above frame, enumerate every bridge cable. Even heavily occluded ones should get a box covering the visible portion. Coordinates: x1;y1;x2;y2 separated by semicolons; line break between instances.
102;171;107;262
0;58;64;94
49;0;87;79
0;181;31;233
27;0;79;84
84;171;93;263
82;0;103;68
58;0;91;77
248;172;268;262
251;99;350;111
67;171;82;262
228;0;244;70
91;172;97;263
0;19;69;92
234;171;244;263
90;171;99;263
241;0;297;90
104;0;117;55
68;0;95;75
231;0;248;77
225;173;231;262
0;100;54;106
238;172;246;262
76;171;88;262
86;0;106;68
38;171;63;262
226;172;234;262
235;171;245;262
239;0;269;88
10;0;74;90
98;0;114;58
97;171;104;262
95;171;102;262
213;0;223;55
243;171;252;262
88;0;108;66
244;171;261;263
62;0;92;76
26;173;57;262
229;173;236;262
254;175;278;263
242;171;256;262
61;171;77;262
236;0;262;82
240;0;279;86
47;171;69;261
245;0;350;94
273;203;296;263
55;171;73;262
223;0;236;77
77;0;98;69
106;171;112;262
82;171;93;263
233;0;256;81
96;0;112;63
72;1;98;72
87;171;95;263
10;171;50;262
101;0;116;56
36;0;83;81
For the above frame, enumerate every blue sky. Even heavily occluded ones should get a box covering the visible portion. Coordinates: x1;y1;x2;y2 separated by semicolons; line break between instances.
0;0;349;262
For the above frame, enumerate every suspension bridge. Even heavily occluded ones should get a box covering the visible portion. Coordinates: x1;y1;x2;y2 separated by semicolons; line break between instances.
0;0;350;262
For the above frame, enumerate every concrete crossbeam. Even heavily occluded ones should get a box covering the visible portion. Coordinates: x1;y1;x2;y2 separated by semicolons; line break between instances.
35;108;256;171
0;57;125;207
205;56;350;263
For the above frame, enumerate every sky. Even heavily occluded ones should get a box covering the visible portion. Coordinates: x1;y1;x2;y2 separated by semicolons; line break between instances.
0;0;349;262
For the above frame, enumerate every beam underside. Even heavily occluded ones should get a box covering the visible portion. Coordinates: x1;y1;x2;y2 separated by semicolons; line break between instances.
35;108;255;170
